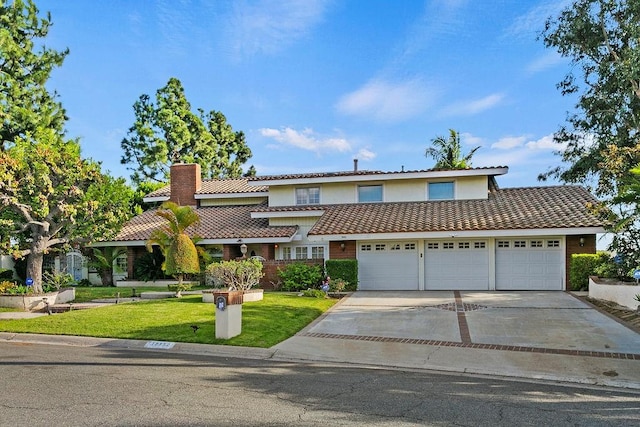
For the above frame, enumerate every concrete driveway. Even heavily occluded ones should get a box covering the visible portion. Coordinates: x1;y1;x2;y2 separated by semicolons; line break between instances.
273;291;640;389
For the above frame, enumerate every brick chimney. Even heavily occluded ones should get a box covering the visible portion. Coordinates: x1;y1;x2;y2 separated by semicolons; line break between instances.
170;163;201;206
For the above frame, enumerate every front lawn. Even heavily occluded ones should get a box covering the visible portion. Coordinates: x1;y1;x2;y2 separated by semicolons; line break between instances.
0;293;335;348
72;286;202;303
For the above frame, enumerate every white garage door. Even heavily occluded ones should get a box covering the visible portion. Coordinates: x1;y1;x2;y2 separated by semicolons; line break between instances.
425;240;489;290
358;242;419;290
495;238;563;290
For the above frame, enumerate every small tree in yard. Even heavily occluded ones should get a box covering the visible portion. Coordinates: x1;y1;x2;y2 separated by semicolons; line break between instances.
87;247;127;287
146;202;200;295
206;259;263;291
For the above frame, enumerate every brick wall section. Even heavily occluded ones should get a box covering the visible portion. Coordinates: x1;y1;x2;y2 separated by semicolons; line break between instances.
565;234;596;290
169;163;201;206
223;244;243;260
261;244;275;259
127;246;148;279
329;240;356;259
260;259;324;289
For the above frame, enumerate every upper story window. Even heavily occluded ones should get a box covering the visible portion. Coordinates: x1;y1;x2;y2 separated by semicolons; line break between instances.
428;181;454;200
358;185;383;203
295;187;320;205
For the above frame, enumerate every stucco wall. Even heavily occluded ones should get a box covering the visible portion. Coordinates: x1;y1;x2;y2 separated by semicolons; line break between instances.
267;176;489;206
589;277;639;310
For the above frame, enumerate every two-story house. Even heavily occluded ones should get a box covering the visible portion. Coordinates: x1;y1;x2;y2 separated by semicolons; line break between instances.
102;162;605;291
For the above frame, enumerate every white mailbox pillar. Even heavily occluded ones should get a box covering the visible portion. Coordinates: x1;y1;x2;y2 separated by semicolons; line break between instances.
214;291;243;339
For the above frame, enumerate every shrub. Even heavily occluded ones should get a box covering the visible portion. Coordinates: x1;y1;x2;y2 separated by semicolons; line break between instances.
325;259;358;291
133;250;167;282
0;269;14;280
42;271;75;292
569;253;608;290
0;280;16;293
301;288;326;298
206;259;264;291
330;278;348;292
278;263;323;292
77;278;93;287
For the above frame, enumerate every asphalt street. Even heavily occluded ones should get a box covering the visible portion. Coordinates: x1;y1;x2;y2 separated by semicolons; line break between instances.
1;341;639;426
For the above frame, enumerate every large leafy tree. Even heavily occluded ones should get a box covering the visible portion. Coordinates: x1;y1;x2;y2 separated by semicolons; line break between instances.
146;202;201;288
0;0;68;152
539;0;640;197
425;129;480;169
0;130;135;293
0;0;134;293
121;77;254;185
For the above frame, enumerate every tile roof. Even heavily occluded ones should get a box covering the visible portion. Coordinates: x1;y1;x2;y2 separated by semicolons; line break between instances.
281;186;602;235
145;179;268;198
113;204;297;242
249;166;508;181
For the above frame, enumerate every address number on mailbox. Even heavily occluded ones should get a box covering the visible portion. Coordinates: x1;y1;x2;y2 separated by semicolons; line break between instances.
216;296;227;311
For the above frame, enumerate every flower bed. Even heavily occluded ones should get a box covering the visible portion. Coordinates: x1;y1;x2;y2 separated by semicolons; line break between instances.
589;276;639;310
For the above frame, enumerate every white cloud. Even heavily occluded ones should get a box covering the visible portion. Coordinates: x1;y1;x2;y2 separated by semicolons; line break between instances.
259;127;351;155
492;135;529;150
460;132;484;146
525;52;566;75
525;134;556;150
356;148;376;161
504;0;571;40
336;78;437;122
440;93;505;117
224;0;330;60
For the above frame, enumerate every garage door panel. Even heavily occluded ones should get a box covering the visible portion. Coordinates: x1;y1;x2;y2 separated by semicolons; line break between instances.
358;242;419;291
496;238;563;291
425;240;489;290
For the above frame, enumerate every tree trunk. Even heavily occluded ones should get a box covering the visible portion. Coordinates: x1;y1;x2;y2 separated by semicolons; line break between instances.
26;250;44;294
101;268;114;287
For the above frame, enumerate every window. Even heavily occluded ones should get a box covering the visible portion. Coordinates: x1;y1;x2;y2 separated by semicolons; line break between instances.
497;241;510;248
428;181;454;200
358;185;383;202
295;187;320;205
311;246;324;259
443;242;454;249
390;243;401;251
514;240;526;248
115;255;127;272
427;242;439;250
361;244;372;251
404;243;416;250
282;247;292;260
531;240;543;248
295;247;307;259
474;242;486;249
547;240;560;248
458;242;470;249
375;243;386;251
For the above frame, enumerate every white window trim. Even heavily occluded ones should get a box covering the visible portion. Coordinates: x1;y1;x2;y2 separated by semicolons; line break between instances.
427;180;456;201
294;187;321;205
357;184;384;203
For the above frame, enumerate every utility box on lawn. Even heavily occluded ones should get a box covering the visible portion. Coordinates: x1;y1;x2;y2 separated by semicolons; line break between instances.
214;290;243;339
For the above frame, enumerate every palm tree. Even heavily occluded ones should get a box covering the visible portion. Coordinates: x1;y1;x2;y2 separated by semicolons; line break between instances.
87;246;127;286
146;202;201;292
425;129;480;169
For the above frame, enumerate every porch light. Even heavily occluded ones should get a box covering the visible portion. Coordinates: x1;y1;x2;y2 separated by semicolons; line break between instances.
579;237;585;247
240;243;248;257
340;242;346;251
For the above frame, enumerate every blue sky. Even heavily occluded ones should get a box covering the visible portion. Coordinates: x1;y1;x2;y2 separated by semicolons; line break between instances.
38;0;575;188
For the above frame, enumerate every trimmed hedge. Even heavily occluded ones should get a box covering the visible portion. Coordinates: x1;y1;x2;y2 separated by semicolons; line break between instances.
569;253;607;291
277;263;323;292
325;259;358;291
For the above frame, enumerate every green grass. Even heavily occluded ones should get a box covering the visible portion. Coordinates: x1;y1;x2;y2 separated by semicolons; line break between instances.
73;286;186;303
0;293;335;347
0;307;20;313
